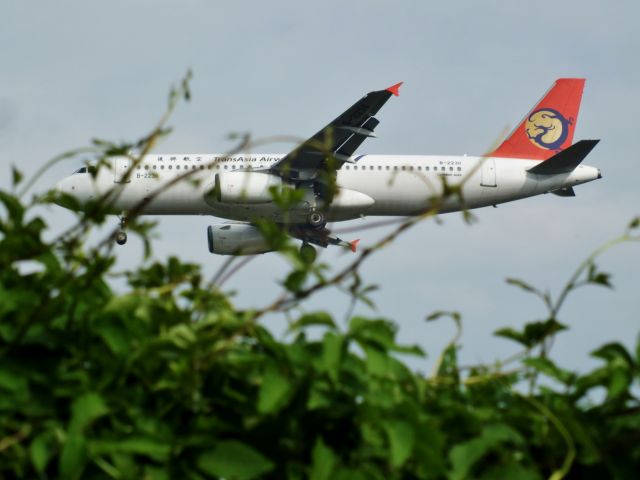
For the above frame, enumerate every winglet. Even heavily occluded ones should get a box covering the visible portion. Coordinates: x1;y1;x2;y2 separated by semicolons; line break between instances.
349;239;360;253
386;82;403;96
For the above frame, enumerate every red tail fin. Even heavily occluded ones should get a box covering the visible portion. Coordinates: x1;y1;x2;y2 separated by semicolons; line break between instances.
490;78;585;160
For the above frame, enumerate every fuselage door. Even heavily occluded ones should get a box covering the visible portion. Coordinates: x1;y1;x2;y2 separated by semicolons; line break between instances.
114;156;132;183
480;158;497;187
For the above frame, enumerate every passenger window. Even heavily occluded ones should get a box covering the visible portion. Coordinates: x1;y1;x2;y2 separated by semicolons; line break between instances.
393;166;398;170
378;166;382;170
354;166;358;170
386;166;390;170
177;165;180;170
370;166;374;170
457;167;462;171
401;166;405;171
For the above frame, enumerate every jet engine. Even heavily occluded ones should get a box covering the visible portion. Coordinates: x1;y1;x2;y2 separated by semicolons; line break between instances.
209;171;283;204
207;223;273;255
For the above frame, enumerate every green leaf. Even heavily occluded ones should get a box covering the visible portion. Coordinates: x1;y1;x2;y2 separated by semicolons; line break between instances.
495;319;567;348
11;166;23;187
258;363;292;414
289;311;336;332
0;366;29;398
522;357;575;385
349;317;397;350
591;342;634;365
320;331;344;382
310;437;337;480
95;322;130;356
426;310;461;325
480;463;542;480
591;342;634;400
197;440;274;480
59;433;87;480
30;431;54;475
449;424;524;480
69;392;109;434
383;420;415;468
506;277;542;296
307;383;332;410
586;264;613;288
284;269;307;293
91;436;171;461
363;345;391;377
494;327;527;346
606;367;631;400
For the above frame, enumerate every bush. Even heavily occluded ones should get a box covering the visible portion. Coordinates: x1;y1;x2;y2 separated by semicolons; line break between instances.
1;79;638;479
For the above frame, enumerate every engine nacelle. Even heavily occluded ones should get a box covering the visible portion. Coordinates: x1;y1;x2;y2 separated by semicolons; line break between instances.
207;223;273;255
209;171;283;204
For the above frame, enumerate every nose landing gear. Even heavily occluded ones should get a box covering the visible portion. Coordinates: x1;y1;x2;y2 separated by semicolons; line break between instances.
115;215;128;245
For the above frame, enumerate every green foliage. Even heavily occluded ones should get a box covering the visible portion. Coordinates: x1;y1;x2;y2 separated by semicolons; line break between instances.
1;182;639;479
1;79;639;478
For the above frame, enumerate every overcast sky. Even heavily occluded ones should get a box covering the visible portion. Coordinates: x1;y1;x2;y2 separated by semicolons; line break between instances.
1;1;638;372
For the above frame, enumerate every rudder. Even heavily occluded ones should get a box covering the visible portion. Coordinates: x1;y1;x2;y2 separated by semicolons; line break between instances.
490;78;585;160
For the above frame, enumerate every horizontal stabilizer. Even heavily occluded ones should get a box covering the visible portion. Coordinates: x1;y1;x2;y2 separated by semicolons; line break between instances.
527;139;599;175
551;187;576;197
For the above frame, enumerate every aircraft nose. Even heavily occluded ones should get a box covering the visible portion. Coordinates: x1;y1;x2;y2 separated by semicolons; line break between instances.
53;177;78;209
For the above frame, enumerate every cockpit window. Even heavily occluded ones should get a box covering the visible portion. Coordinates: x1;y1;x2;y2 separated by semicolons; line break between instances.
72;166;96;175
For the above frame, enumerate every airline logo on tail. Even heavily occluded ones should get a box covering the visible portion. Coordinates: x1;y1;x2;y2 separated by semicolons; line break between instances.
491;78;585;160
526;108;573;151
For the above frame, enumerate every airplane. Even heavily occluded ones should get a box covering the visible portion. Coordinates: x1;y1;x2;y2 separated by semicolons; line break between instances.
54;78;601;258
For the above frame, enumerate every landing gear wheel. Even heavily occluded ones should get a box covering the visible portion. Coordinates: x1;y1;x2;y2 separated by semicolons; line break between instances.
300;243;317;264
307;211;325;230
115;231;128;245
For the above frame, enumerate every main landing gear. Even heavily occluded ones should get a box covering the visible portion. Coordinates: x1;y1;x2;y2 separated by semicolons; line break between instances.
307;211;325;230
299;211;324;262
115;215;128;245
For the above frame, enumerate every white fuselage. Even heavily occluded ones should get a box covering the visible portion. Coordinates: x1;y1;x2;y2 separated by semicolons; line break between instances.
56;153;601;223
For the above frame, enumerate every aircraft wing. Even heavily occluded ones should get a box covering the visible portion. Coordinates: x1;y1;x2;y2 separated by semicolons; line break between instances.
270;82;402;181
